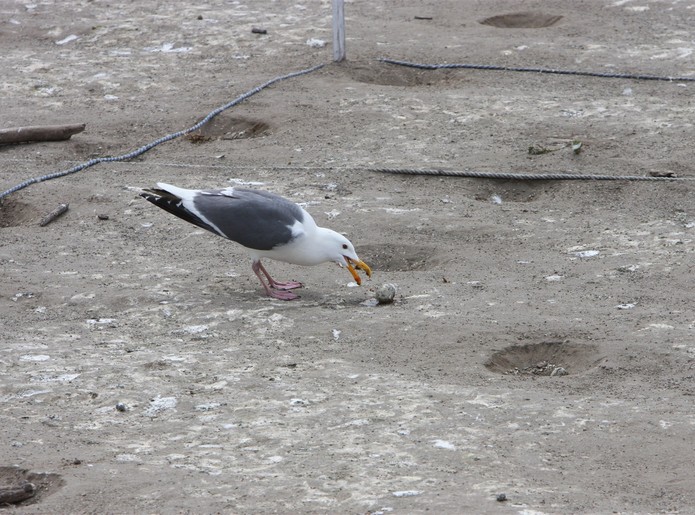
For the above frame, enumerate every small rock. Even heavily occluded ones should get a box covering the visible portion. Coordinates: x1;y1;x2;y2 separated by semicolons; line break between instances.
375;283;397;304
115;402;127;412
496;493;507;502
392;490;422;498
573;250;600;258
306;38;327;48
97;213;109;220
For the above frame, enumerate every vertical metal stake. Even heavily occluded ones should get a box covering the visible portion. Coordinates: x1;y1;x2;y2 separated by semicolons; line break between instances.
332;0;346;62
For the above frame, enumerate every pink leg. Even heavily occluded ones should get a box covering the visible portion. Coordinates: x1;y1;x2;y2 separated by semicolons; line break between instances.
256;261;303;290
252;261;301;300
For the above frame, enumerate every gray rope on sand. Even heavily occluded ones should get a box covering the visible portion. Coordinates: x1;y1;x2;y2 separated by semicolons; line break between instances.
0;63;325;200
368;168;692;181
4;57;693;200
374;59;695;181
97;163;693;181
379;58;695;83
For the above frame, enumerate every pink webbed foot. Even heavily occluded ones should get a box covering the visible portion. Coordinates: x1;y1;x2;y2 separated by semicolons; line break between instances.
268;279;303;291
267;288;300;301
252;260;303;300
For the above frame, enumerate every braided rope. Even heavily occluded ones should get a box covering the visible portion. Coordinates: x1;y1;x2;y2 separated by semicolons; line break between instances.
18;161;686;182
0;64;325;200
367;168;692;181
379;58;695;82
3;57;693;201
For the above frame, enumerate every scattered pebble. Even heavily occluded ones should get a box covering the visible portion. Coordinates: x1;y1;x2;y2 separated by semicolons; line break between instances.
550;366;568;376
616;264;640;273
194;402;221;412
375;283;397;304
251;27;267;34
86;318;117;327
392;490;422;498
572;250;600;258
507;360;569;377
306;38;326;48
115;402;127;412
97;213;109;220
180;324;208;335
145;396;177;417
496;493;507;502
19;354;50;362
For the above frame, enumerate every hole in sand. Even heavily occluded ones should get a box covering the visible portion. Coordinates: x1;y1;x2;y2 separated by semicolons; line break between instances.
471;180;562;203
0;466;64;506
480;12;563;29
0;198;38;228
186;114;270;143
331;61;462;87
485;341;603;376
358;244;438;272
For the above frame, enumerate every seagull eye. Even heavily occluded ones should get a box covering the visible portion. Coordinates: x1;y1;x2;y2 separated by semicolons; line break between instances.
342;244;348;250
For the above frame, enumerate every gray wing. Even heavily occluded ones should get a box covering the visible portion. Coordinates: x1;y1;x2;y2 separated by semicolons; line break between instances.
193;188;306;251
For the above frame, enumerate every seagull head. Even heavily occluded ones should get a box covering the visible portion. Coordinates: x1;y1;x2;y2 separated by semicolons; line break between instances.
319;229;372;285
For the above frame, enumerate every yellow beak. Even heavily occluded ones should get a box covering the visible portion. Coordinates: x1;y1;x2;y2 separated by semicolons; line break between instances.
345;257;372;285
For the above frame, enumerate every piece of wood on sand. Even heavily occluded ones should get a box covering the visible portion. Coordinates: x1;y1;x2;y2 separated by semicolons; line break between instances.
0;482;36;504
0;124;85;144
39;203;69;227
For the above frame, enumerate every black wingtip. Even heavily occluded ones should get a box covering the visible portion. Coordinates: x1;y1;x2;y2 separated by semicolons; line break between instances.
140;188;174;202
139;186;218;236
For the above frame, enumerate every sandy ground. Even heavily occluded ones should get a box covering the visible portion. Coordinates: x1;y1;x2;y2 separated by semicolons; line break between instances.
2;0;695;513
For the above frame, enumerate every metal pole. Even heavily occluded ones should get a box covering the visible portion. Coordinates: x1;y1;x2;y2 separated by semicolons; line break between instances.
332;0;346;62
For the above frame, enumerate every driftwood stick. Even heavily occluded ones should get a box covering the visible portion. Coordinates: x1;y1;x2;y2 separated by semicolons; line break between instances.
0;124;85;144
0;482;36;504
39;203;69;227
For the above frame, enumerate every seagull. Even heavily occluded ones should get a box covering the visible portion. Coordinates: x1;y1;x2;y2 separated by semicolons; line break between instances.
140;182;372;300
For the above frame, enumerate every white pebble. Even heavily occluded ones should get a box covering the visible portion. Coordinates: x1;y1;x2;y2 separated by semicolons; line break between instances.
306;38;326;48
573;250;600;258
433;439;456;450
616;303;636;310
392;490;422;498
